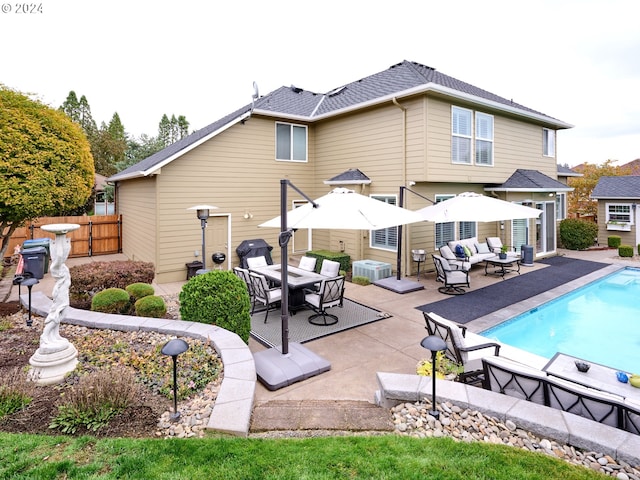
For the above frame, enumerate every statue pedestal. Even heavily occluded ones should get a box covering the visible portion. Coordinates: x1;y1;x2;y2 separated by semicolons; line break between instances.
28;343;78;385
28;223;80;385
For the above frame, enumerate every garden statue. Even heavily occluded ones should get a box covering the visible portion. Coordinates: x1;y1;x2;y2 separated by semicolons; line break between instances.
29;223;80;385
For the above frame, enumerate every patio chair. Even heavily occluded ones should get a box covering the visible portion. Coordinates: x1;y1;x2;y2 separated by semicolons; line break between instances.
319;259;341;277
246;256;268;269
481;356;547;405
432;254;470;295
486;237;518;256
233;267;254;300
423;311;501;384
298;256;317;272
546;376;623;428
304;276;345;326
622;398;640;435
249;272;282;323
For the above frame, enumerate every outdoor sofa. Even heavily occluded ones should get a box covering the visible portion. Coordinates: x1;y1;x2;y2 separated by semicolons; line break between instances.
439;236;495;269
482;355;640;435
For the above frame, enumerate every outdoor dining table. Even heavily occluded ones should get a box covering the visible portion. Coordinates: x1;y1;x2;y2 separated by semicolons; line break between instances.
543;352;640;401
249;264;327;314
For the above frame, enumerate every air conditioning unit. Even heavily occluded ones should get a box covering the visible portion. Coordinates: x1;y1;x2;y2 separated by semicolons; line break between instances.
352;260;392;282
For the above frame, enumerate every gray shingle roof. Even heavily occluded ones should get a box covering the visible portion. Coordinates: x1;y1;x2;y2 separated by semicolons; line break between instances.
592;176;640;199
487;169;572;192
323;168;371;185
557;164;582;177
109;60;571;182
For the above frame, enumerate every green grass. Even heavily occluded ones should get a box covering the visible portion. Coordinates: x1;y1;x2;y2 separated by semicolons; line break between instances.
0;433;605;479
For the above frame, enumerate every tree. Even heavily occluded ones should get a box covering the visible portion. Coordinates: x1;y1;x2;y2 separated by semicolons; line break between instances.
158;113;190;148
0;87;94;259
567;160;632;218
59;91;97;139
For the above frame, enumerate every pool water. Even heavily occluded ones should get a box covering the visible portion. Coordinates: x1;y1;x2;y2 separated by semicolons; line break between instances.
481;267;640;373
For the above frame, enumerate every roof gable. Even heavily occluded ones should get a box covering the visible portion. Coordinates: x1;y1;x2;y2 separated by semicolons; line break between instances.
486;169;572;192
592;176;640;199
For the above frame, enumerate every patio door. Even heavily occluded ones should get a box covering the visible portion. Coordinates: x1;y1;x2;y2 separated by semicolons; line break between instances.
206;214;230;270
535;202;556;255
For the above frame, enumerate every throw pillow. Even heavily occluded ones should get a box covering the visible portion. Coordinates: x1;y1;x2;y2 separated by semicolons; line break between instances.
476;242;490;254
462;245;472;258
454;244;465;258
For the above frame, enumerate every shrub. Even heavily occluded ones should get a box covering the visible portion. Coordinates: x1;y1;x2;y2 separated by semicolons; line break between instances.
179;270;251;343
619;245;634;257
70;261;154;309
0;367;33;418
608;236;622;248
91;288;131;314
49;367;139;434
558;218;598;250
126;282;155;301
134;295;167;318
352;275;371;286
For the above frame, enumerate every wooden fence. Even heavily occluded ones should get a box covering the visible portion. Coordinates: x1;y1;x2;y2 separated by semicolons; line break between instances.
5;214;122;259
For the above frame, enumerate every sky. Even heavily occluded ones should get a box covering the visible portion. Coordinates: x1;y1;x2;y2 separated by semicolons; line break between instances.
1;0;638;168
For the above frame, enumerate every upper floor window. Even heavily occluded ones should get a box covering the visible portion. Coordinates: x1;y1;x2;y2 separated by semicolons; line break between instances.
452;107;493;166
452;107;472;164
371;195;398;251
543;128;555;157
475;113;494;166
276;122;307;161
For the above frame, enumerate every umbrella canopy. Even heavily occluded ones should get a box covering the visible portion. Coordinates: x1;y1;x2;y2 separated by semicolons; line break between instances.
259;187;424;230
415;192;542;223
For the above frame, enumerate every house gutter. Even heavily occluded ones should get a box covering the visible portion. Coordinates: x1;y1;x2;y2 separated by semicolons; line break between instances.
392;97;409;278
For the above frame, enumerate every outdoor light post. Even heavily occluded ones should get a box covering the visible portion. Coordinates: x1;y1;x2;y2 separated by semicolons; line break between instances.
22;277;39;327
161;338;189;422
420;335;447;420
188;205;218;275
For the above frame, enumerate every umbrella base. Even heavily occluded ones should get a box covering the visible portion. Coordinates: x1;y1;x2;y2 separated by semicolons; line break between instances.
373;277;424;294
253;342;331;391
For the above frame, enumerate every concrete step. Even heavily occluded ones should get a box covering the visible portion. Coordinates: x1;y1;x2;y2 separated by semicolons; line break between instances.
250;400;394;432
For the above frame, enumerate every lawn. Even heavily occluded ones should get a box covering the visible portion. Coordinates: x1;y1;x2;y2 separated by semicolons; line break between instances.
0;432;605;479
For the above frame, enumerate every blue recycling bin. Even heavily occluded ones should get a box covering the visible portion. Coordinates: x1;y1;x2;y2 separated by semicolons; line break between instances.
20;246;47;279
23;238;51;273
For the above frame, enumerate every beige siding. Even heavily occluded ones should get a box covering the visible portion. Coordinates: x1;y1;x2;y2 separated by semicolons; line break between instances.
117;177;157;265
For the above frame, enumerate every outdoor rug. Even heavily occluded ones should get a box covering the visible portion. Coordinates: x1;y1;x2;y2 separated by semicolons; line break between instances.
416;256;609;324
250;298;391;348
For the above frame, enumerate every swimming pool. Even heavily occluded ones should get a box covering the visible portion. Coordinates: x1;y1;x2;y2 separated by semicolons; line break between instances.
481;267;640;373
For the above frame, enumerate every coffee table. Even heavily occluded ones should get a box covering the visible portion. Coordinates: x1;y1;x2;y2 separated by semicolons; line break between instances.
543;352;640;401
483;255;521;278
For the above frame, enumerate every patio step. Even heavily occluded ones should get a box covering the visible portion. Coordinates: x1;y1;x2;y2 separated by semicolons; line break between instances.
249;400;394;433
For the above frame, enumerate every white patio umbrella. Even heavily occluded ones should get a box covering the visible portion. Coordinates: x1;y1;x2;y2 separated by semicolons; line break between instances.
414;192;542;222
259;187;425;230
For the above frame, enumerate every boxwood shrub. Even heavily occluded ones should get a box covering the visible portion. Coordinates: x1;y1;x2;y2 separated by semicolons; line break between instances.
608;236;622;248
558;218;598;250
91;288;131;314
619;245;634;257
134;295;167;318
126;282;155;301
179;270;251;343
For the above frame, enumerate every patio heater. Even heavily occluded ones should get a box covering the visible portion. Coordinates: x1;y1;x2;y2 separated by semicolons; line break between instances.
420;335;447;420
188;205;218;275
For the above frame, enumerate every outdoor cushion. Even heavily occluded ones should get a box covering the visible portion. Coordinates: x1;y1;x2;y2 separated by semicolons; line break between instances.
476;242;490;254
440;245;457;260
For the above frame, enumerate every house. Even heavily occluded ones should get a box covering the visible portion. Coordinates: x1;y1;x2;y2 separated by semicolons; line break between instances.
591;176;640;247
108;60;573;283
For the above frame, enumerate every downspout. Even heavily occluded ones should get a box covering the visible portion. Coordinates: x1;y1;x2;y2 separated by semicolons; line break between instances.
392;97;408;277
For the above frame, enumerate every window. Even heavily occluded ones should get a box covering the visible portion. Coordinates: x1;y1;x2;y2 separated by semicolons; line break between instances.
543;128;555;157
555;193;566;221
371;195;398;250
434;195;455;248
452;107;472;164
606;203;632;223
475;113;493;166
459;221;476;240
276;122;307;161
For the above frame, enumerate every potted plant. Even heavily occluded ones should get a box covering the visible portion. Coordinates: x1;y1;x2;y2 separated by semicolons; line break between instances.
416;352;463;380
499;245;508;259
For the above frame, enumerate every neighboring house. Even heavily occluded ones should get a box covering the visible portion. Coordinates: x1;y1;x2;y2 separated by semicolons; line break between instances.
591;176;640;247
93;174;115;215
108;60;573;283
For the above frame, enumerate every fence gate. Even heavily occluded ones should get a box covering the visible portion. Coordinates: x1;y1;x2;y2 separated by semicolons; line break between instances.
5;214;122;259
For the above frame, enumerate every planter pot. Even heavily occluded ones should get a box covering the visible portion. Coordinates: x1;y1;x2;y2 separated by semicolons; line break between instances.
498;253;507;259
607;223;631;231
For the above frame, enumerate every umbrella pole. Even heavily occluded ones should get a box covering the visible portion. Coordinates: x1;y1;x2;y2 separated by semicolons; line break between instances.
280;180;290;355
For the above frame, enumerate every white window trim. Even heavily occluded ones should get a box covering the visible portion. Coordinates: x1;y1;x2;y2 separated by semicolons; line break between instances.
605;202;633;225
543;128;556;157
451;106;472;165
275;122;308;162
